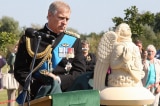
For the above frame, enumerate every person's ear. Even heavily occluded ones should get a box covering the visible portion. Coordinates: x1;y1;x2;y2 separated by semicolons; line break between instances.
47;12;52;20
47;16;48;20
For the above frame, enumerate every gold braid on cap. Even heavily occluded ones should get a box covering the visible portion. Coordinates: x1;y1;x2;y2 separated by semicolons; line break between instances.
26;37;52;59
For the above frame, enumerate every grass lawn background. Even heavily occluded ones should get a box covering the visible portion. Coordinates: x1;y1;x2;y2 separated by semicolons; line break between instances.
0;65;18;106
0;89;8;106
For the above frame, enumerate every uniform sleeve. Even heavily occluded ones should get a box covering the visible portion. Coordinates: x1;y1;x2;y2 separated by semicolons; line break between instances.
7;53;16;66
59;38;86;91
14;36;32;86
86;53;96;71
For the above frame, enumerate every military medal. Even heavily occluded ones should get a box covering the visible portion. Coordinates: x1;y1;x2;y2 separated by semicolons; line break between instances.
66;48;74;59
58;43;74;74
86;55;91;61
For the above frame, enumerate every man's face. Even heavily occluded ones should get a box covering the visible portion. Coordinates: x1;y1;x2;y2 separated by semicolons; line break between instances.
14;45;18;53
47;7;71;34
136;43;142;51
82;44;89;53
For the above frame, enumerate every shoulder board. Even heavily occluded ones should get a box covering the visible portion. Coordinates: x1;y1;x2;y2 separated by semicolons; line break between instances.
64;30;80;38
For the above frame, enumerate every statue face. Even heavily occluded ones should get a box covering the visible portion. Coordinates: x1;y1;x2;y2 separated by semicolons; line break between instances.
121;24;131;37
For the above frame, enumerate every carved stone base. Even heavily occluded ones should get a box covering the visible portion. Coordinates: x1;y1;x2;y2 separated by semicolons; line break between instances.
100;87;154;106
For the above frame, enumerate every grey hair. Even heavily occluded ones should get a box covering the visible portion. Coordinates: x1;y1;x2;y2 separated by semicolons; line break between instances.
146;44;157;54
48;0;71;15
81;40;90;45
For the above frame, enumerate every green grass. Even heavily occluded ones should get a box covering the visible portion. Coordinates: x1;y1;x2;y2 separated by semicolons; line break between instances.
0;89;8;106
0;65;18;106
0;89;18;106
0;65;8;106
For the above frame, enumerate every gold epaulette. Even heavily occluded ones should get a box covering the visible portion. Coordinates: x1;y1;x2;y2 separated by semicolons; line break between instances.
64;30;80;38
26;37;52;59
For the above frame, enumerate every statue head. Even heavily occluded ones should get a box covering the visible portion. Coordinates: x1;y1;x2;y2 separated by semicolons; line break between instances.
115;23;132;42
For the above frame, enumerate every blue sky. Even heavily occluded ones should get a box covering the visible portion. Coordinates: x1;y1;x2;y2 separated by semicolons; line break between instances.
0;0;160;34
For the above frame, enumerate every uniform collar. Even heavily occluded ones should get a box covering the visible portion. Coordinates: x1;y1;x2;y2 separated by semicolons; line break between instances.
43;23;64;38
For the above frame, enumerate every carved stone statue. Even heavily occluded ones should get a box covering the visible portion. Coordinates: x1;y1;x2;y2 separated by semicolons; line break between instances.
94;23;144;90
93;23;154;106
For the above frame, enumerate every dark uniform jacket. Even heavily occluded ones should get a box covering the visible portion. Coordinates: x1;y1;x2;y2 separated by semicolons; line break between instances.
85;53;96;72
14;24;86;98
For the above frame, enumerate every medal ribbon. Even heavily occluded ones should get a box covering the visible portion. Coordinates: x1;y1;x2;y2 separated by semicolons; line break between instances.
52;34;76;68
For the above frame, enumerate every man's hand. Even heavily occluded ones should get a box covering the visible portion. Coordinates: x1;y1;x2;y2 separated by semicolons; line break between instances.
155;86;160;94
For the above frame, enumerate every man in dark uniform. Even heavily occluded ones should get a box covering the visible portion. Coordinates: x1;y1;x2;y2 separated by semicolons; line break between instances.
67;40;96;91
81;40;96;72
14;0;86;101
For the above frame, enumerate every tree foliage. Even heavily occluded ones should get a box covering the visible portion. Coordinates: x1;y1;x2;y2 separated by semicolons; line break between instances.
0;32;17;53
0;16;20;34
1;6;160;56
112;6;155;39
0;16;21;56
154;12;160;33
80;32;104;54
111;5;160;50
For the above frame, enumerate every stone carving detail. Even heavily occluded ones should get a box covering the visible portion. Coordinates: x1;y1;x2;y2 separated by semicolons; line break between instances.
94;23;144;90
